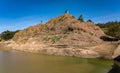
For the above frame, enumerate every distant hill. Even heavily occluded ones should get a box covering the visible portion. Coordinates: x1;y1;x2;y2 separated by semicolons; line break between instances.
13;14;105;46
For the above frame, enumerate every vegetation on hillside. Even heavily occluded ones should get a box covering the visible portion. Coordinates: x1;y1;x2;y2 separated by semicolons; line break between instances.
12;14;104;45
87;19;93;23
0;30;19;41
44;36;61;43
78;14;84;22
96;21;120;38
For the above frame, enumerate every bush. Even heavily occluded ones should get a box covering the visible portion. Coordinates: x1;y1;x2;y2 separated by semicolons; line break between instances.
0;30;19;41
44;36;61;43
78;14;84;22
51;36;61;43
44;36;50;41
87;19;93;23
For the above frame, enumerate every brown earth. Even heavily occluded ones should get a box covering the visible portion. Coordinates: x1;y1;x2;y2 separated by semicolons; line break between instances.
13;14;105;46
90;42;118;59
112;41;120;58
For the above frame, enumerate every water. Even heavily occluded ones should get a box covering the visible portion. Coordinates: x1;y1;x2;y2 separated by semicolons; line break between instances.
0;50;113;73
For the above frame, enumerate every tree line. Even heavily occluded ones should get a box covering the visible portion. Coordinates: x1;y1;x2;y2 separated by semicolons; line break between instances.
77;14;120;38
0;30;19;41
96;21;120;38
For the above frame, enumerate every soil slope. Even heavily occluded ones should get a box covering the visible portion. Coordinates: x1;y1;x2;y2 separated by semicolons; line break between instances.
13;14;105;46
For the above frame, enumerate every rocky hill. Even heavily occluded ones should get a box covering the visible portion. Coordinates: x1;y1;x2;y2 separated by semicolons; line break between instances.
3;14;120;59
13;14;105;46
46;14;104;37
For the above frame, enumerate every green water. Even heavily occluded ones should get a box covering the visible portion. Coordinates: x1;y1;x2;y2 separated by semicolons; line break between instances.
0;51;113;73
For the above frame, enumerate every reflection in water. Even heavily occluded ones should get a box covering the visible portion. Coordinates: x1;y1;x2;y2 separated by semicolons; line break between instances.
108;61;120;73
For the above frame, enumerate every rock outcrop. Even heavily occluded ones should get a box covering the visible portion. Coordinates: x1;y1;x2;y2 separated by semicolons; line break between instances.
13;14;105;46
3;14;112;59
112;43;120;58
90;42;118;59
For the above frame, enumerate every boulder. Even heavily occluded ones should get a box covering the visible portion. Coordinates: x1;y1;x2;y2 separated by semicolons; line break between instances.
112;45;120;58
114;55;120;62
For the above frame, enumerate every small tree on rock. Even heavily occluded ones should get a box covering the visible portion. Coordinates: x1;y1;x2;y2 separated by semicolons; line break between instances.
87;19;93;23
78;14;84;22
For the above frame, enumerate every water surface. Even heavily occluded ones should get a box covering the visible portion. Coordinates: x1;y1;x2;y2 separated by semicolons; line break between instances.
0;50;113;73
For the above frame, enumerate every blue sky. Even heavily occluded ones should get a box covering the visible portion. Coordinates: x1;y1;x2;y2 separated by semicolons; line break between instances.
0;0;120;33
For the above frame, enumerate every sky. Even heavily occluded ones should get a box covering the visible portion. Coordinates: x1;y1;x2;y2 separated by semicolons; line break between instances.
0;0;120;33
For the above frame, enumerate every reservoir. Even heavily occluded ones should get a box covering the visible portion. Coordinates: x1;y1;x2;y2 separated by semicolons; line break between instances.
0;50;113;73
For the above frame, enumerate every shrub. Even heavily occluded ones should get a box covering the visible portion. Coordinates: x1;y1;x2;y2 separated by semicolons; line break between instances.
87;19;93;23
44;36;50;41
44;36;61;43
51;36;61;43
78;14;84;22
1;30;19;41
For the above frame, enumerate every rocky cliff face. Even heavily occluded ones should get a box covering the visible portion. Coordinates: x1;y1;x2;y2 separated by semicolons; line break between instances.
13;14;105;46
112;43;120;58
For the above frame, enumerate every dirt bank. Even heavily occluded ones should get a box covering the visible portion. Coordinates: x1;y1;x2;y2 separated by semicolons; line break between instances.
1;40;119;59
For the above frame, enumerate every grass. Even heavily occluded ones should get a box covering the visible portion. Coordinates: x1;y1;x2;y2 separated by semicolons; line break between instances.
44;36;50;41
44;35;61;43
51;36;61;43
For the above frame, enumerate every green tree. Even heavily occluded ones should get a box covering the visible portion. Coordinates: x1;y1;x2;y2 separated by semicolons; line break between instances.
78;14;84;22
96;21;120;37
1;30;19;41
87;19;93;23
106;24;120;37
